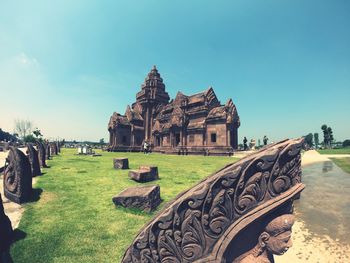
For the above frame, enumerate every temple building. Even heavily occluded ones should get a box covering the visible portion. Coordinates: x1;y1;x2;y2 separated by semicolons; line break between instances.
108;66;240;155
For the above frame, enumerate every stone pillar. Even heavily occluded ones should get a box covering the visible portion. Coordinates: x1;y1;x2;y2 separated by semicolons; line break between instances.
180;130;183;146
227;129;231;147
233;127;238;149
145;107;149;141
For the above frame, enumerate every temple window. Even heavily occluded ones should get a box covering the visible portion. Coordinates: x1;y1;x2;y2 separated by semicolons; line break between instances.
211;133;217;143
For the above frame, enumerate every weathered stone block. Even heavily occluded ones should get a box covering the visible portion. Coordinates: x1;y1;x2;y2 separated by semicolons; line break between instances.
113;158;129;169
129;166;159;182
112;185;161;212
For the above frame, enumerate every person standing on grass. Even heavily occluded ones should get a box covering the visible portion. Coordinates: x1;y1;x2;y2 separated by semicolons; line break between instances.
243;137;248;151
263;135;268;146
143;141;148;154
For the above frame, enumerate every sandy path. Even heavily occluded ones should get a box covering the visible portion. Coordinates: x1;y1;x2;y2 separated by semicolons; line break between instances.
276;150;350;263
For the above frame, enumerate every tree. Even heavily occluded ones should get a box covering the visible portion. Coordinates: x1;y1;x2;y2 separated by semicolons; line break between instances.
99;138;105;145
23;134;36;143
304;133;313;148
321;124;334;148
327;127;334;147
343;140;350;147
314;133;319;149
33;128;43;138
14;119;33;139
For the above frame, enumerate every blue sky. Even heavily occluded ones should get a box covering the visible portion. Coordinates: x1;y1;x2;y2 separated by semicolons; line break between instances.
0;0;349;143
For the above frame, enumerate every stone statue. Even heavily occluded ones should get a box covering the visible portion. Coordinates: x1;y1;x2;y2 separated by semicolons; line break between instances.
3;147;32;204
45;142;51;160
233;214;294;263
26;143;41;176
36;141;47;168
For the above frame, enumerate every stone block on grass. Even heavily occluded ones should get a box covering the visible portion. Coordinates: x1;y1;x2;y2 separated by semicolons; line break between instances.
113;158;129;169
112;185;161;212
129;166;159;182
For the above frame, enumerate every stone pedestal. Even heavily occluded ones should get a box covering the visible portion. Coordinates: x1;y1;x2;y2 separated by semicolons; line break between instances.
112;185;161;212
113;158;129;169
129;166;159;182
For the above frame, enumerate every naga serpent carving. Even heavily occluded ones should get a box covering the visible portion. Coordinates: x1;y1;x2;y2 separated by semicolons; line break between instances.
45;142;51;160
26;143;41;176
121;138;304;263
3;147;32;204
36;141;48;168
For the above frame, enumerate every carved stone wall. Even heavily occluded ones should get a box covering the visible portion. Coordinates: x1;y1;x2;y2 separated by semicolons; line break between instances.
3;147;32;204
121;138;304;262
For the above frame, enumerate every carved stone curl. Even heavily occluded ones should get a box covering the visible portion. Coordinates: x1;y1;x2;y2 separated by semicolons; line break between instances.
121;138;304;263
26;143;41;176
3;147;32;204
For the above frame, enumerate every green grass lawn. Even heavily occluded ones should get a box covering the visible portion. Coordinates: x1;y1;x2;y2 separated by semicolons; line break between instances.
317;147;350;155
10;149;238;263
330;157;350;174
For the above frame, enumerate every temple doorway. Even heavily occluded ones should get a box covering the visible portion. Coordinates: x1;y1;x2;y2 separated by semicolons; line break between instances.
175;133;180;146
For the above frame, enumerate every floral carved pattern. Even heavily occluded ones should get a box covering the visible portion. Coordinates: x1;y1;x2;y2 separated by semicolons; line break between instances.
3;147;32;204
121;139;304;263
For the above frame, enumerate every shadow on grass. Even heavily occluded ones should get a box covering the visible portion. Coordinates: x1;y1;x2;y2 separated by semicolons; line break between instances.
1;230;27;263
12;229;27;243
29;188;43;202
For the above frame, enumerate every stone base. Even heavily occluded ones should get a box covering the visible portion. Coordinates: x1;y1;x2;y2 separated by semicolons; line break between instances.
109;145;235;156
0;194;13;254
113;158;129;169
112;185;161;212
129;166;159;182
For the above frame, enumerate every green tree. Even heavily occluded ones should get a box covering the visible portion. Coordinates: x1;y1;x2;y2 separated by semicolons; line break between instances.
23;134;37;143
33;128;43;138
321;124;329;148
343;140;350;147
304;133;313;148
314;133;319;149
327;127;334;147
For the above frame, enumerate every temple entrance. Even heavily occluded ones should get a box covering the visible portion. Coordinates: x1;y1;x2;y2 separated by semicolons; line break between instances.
175;133;180;146
156;136;160;147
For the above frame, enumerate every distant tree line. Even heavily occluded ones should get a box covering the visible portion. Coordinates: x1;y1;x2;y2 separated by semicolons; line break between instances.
303;124;350;149
0;128;18;142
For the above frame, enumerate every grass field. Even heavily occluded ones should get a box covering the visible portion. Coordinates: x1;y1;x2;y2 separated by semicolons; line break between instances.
10;149;238;263
330;157;350;174
317;147;350;155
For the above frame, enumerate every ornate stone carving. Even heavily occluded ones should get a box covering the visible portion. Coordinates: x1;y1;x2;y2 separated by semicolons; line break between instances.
26;143;41;176
45;142;51;160
3;147;32;204
50;142;58;155
36;141;48;168
121;138;304;262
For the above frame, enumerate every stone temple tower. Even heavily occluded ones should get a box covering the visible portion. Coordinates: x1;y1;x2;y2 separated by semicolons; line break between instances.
134;66;170;141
